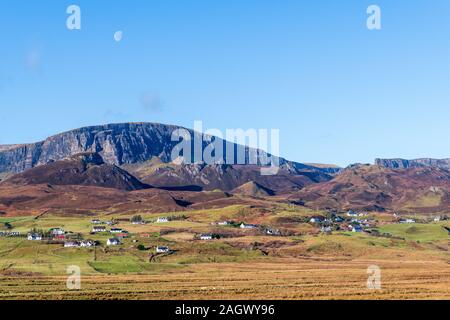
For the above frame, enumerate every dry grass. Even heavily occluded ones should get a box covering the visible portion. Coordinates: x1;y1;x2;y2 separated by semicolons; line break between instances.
0;258;449;300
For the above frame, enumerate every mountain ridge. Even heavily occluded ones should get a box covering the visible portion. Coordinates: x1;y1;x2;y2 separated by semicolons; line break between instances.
0;122;340;175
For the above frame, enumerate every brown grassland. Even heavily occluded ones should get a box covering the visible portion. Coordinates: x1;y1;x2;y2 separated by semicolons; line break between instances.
1;258;449;300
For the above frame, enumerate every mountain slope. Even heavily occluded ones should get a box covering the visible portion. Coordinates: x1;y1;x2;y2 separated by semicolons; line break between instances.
0;123;339;193
232;181;275;197
3;153;148;191
0;123;337;175
123;161;332;193
291;164;450;213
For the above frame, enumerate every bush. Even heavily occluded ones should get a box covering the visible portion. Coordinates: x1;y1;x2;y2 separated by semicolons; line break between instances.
131;215;143;223
137;244;146;251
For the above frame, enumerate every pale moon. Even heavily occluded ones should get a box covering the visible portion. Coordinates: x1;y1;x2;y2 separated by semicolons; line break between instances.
114;31;123;42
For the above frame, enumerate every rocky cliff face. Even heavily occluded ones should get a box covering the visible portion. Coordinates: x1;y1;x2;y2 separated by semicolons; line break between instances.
0;123;182;173
0;123;338;176
376;158;450;170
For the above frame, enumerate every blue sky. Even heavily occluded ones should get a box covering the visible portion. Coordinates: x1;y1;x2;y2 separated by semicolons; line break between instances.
1;0;450;167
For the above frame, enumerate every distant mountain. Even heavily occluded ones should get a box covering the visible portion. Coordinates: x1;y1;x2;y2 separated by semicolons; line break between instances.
124;161;333;193
3;153;148;191
292;164;450;213
376;158;450;170
0;123;339;192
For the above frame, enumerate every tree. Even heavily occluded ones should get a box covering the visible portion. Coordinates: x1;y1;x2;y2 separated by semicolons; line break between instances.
131;215;143;223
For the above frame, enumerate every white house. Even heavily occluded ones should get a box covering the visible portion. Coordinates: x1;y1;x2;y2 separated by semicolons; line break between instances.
266;229;280;236
50;228;65;236
400;219;416;224
347;210;359;217
433;217;441;222
107;238;121;246
110;228;123;233
200;234;213;241
156;217;169;223
64;241;80;248
92;226;106;233
27;233;43;241
309;216;325;223
80;240;96;247
321;226;332;233
240;223;257;229
156;246;170;253
217;221;230;226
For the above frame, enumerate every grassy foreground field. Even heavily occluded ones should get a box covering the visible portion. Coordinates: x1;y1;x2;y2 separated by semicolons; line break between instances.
1;258;449;300
0;209;449;300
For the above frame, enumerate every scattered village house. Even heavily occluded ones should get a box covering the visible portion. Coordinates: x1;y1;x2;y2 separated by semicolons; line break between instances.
350;225;363;232
80;240;96;247
64;241;80;248
240;223;258;229
156;217;169;223
266;229;281;236
50;228;65;236
91;219;101;224
92;226;106;233
27;233;43;241
156;246;170;253
309;216;325;223
0;232;20;237
347;210;359;217
200;234;213;241
400;219;416;224
107;238;121;246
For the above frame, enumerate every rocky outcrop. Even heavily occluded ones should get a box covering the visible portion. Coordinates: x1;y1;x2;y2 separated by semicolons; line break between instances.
376;158;450;170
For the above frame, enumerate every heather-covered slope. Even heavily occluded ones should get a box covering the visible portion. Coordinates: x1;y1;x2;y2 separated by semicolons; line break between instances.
292;164;450;213
3;153;148;191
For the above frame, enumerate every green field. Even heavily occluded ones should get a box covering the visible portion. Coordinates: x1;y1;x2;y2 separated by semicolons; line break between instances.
0;208;449;300
376;223;450;242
